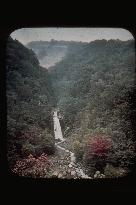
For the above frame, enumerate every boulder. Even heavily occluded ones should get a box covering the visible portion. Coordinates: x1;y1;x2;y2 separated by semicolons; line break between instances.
52;171;59;177
71;171;76;176
58;173;63;178
94;171;100;178
94;174;97;178
68;164;73;168
96;171;100;175
63;171;67;176
67;169;71;174
94;171;105;178
100;174;105;178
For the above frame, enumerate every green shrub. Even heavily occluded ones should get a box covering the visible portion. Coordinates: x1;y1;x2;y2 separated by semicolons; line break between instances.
110;131;136;168
104;164;127;178
73;141;84;161
6;37;55;166
40;131;55;155
22;143;40;156
22;129;55;156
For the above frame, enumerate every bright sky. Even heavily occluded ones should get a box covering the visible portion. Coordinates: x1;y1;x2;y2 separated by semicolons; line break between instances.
10;28;134;45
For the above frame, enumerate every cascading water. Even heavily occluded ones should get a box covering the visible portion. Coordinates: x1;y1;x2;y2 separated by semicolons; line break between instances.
53;110;91;179
53;111;64;141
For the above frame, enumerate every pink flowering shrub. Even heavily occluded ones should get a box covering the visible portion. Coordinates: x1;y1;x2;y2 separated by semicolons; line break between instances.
12;153;50;178
84;135;112;172
87;135;112;158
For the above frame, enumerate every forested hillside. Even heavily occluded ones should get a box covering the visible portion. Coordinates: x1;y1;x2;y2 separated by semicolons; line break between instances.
6;37;56;172
27;40;87;68
6;37;136;178
49;39;136;176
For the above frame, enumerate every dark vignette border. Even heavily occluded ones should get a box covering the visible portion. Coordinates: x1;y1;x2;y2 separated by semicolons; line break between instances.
0;16;136;196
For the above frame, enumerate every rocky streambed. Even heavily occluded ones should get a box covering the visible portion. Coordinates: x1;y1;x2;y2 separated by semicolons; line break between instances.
46;139;91;179
45;110;107;179
44;110;126;179
45;110;92;179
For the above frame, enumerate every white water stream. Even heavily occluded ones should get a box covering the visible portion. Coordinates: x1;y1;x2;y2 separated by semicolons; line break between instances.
53;110;91;179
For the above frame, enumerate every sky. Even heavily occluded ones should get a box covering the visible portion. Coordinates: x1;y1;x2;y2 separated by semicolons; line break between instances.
10;28;134;45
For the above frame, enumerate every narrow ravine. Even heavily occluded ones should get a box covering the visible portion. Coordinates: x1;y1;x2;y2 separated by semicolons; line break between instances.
53;110;91;179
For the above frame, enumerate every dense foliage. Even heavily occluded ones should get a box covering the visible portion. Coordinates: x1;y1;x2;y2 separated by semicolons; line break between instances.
49;39;136;174
83;135;112;173
6;37;55;168
7;38;136;178
13;153;50;177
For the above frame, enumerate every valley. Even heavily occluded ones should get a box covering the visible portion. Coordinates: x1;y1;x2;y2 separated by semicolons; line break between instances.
27;40;68;68
7;37;136;179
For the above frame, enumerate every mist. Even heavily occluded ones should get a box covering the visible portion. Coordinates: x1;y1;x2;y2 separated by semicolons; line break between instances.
11;28;133;45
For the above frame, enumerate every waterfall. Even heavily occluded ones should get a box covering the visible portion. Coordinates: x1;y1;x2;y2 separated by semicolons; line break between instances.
53;110;65;141
53;110;91;179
